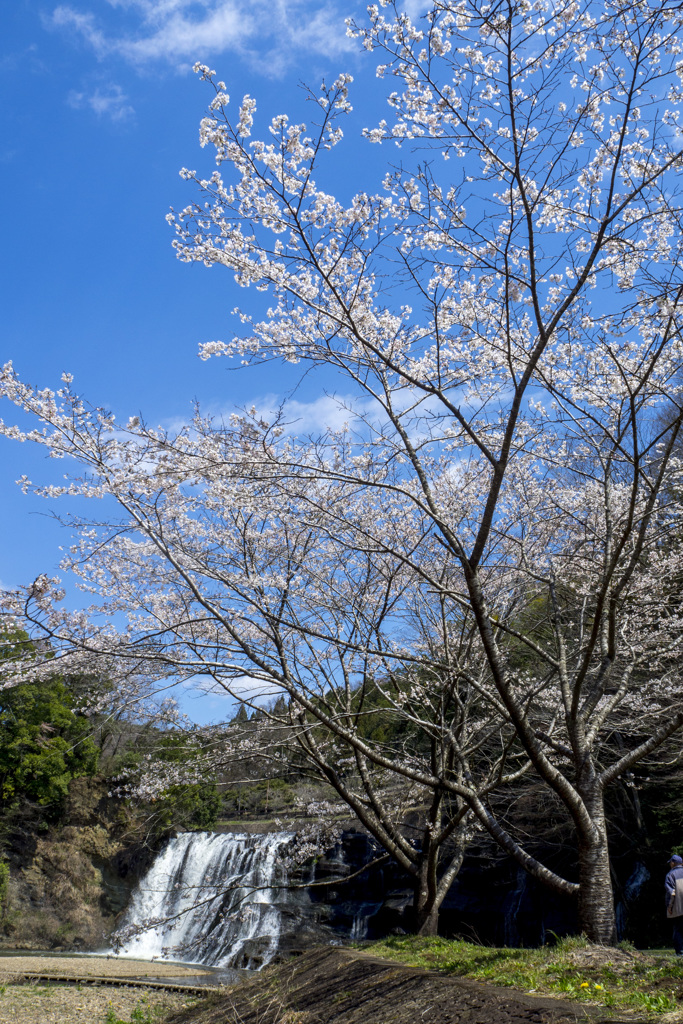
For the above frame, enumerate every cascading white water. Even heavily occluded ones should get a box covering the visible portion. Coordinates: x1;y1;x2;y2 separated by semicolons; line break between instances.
112;831;291;969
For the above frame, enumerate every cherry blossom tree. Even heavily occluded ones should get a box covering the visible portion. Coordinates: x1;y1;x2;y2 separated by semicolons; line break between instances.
5;0;683;944
0;421;540;936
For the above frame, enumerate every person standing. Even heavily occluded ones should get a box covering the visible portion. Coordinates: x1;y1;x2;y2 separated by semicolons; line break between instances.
665;854;683;955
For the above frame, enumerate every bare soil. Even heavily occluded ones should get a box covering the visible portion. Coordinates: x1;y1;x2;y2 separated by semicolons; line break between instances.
167;948;626;1024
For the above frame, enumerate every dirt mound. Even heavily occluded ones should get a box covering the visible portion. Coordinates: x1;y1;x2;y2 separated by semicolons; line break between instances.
168;947;623;1024
564;946;648;975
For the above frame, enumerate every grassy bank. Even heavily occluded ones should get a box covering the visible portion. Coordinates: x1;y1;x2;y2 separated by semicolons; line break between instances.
364;935;683;1016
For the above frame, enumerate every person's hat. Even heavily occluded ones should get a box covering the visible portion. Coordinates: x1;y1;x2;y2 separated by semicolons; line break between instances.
670;854;683;865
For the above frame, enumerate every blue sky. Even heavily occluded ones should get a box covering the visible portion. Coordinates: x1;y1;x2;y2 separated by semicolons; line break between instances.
0;0;414;719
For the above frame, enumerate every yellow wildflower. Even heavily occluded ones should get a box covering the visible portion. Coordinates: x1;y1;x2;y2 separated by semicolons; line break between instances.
580;982;589;988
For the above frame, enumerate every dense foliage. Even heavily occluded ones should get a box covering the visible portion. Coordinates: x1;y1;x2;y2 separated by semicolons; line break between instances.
0;630;99;818
0;677;99;811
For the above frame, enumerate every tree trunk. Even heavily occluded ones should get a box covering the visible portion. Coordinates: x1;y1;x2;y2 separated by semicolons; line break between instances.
414;859;440;936
576;787;617;945
416;904;439;936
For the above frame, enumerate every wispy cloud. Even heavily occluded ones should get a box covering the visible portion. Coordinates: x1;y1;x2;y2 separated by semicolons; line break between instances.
188;671;282;711
49;0;355;74
116;1;251;63
67;82;134;120
175;391;380;439
164;387;445;442
402;0;431;22
262;393;376;435
52;6;109;54
0;44;45;75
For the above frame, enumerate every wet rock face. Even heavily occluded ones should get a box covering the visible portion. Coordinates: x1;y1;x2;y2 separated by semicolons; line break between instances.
328;833;665;947
273;902;340;955
231;936;276;970
299;832;395;943
289;831;647;948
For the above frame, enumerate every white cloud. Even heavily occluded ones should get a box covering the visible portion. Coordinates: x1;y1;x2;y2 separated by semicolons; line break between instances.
52;6;109;54
119;4;250;62
49;0;355;73
191;671;283;702
215;391;381;437
267;393;375;435
68;82;135;121
402;0;431;22
162;390;382;440
251;388;453;438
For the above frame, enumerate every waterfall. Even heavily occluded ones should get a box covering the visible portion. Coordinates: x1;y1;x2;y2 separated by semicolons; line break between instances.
616;860;651;939
112;831;291;969
502;867;529;947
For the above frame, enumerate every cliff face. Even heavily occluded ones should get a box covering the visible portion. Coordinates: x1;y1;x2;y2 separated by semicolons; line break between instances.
6;825;119;949
0;778;159;951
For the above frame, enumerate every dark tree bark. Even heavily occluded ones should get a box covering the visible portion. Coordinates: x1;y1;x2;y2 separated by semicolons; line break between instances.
415;858;440;936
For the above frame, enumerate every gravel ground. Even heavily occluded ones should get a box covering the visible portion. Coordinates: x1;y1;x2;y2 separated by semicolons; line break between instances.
0;955;212;979
0;981;196;1024
0;955;214;1024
